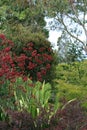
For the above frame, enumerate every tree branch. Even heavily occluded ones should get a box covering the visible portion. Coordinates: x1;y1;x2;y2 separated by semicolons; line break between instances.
55;16;85;46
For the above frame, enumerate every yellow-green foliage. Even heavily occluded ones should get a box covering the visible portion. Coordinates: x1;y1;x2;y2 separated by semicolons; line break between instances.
56;60;87;86
55;60;87;109
56;80;87;100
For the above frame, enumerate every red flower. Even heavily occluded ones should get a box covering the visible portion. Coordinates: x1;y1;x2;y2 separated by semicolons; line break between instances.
35;56;42;64
23;76;28;81
4;68;9;73
7;40;14;46
16;54;27;62
39;47;45;52
28;62;37;70
28;47;33;51
48;47;52;52
23;47;28;51
42;53;53;61
32;50;37;57
4;47;11;52
0;34;6;40
46;63;51;70
37;72;42;81
2;54;11;62
18;63;25;69
41;68;46;75
35;58;42;64
20;54;28;60
11;63;15;68
27;42;34;47
37;54;41;57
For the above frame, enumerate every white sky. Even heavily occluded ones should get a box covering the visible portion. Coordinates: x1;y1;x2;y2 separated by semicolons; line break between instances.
45;17;61;50
48;30;61;49
48;30;86;50
45;17;86;50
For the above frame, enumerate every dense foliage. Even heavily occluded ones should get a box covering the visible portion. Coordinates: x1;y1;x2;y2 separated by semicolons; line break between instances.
0;0;49;38
55;61;87;109
0;34;56;83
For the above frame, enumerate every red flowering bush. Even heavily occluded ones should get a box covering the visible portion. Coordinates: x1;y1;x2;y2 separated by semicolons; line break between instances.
0;34;56;82
22;42;53;82
12;35;56;82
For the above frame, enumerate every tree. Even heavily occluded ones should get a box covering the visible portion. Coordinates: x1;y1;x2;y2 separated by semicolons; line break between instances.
43;0;87;54
0;0;49;39
57;31;85;63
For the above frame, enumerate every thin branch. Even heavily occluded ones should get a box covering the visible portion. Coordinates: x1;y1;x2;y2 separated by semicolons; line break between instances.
55;16;85;46
66;13;87;46
71;4;83;26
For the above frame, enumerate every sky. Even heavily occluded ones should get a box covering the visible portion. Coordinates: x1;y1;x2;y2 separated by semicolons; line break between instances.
45;12;87;51
45;17;61;50
48;30;61;50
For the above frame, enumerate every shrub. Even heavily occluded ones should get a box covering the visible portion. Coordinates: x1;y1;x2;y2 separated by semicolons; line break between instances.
50;100;87;130
0;110;35;130
12;32;57;83
55;61;87;109
56;61;87;86
0;34;57;83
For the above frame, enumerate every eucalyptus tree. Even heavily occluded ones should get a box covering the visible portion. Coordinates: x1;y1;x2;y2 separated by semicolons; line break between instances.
43;0;87;55
57;32;84;63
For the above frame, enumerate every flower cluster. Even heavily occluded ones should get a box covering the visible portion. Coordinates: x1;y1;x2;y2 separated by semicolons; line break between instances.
21;42;53;81
0;34;54;82
0;34;19;82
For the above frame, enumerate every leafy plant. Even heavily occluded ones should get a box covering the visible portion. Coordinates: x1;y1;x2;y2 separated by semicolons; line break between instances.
12;77;52;118
56;61;87;86
0;106;8;121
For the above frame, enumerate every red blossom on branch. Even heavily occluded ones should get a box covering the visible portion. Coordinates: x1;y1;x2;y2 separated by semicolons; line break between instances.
32;50;37;57
28;62;37;70
39;47;46;52
41;68;46;75
46;63;51;70
28;47;33;51
42;53;53;61
35;56;43;64
0;34;6;40
4;47;11;52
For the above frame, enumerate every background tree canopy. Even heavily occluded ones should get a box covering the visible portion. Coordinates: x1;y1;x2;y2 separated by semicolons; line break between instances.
43;0;87;61
0;0;49;41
